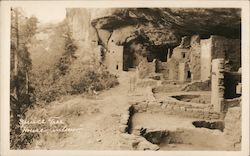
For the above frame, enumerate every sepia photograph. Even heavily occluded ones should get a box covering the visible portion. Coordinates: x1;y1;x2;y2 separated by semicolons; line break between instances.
0;0;249;155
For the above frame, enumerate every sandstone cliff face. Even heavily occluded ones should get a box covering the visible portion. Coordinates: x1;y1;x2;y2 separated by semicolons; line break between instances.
66;8;118;42
65;8;118;59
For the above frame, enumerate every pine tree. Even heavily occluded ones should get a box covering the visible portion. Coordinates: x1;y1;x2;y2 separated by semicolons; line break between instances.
10;7;38;149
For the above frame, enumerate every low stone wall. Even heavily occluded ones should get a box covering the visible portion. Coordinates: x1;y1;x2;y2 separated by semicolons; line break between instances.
223;97;241;111
118;104;160;150
129;86;220;120
118;105;134;133
181;80;211;91
132;98;221;120
136;79;159;88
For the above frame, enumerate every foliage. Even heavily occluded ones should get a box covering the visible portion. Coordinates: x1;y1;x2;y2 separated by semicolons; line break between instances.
54;23;77;77
68;65;119;95
30;20;118;103
10;8;39;149
33;61;119;103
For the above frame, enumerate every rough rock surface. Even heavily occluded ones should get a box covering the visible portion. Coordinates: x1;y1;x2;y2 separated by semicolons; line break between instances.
66;8;240;58
142;130;167;144
91;8;241;46
119;133;160;150
224;106;241;150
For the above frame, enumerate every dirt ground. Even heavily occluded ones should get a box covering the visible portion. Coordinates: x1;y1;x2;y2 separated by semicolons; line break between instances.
26;71;231;150
26;72;134;149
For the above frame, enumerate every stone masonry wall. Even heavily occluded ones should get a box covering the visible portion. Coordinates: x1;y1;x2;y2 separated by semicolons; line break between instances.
158;59;179;80
178;62;190;82
211;59;225;113
128;87;221;120
132;99;221;120
105;33;124;75
118;104;160;150
189;35;201;80
137;60;156;79
200;38;212;81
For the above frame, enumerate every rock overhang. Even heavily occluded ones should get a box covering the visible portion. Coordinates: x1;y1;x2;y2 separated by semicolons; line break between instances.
91;8;241;47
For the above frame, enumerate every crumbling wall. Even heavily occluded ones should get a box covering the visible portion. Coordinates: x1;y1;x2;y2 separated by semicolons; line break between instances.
211;59;225;113
157;35;201;82
159;35;241;83
157;35;240;83
158;36;197;82
133;99;221;120
131;87;221;120
178;62;190;82
156;37;188;81
200;38;212;81
136;60;156;79
189;35;201;80
105;34;124;75
158;59;179;80
171;47;190;60
118;105;160;150
119;105;134;133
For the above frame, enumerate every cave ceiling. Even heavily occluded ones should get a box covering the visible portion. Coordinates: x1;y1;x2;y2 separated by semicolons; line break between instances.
91;8;241;46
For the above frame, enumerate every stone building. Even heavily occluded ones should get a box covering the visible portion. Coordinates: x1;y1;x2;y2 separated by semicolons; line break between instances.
97;29;241;86
97;27;242;114
104;34;124;74
65;8;241;84
84;8;241;89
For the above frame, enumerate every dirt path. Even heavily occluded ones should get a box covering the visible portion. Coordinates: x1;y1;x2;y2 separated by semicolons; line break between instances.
29;71;136;150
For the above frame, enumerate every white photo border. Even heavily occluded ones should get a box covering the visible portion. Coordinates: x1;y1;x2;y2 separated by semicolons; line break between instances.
0;1;249;156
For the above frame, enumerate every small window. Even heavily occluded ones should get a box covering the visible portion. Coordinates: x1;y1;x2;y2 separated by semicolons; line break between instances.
182;53;185;58
116;65;119;70
187;71;191;79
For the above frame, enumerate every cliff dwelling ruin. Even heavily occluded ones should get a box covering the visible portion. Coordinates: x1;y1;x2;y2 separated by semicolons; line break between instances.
63;8;242;150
